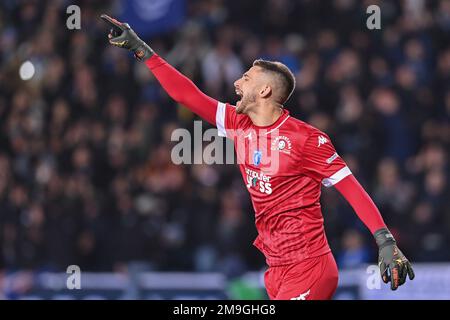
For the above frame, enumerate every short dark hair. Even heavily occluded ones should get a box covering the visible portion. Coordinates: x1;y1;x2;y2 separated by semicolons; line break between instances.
253;59;296;104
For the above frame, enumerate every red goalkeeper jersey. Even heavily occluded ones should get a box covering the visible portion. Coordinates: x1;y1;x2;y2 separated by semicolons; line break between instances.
145;54;386;268
216;103;351;266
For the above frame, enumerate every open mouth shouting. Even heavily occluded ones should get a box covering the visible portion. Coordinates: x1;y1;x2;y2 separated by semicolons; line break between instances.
235;89;243;107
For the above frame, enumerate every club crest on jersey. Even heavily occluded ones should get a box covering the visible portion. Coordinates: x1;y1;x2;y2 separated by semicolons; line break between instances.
271;136;292;154
253;150;262;166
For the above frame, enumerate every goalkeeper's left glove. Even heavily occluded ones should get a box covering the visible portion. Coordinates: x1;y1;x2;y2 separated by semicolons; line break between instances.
374;227;415;290
100;14;154;61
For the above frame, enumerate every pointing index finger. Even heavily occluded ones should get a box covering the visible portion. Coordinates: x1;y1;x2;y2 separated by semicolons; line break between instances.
100;14;126;31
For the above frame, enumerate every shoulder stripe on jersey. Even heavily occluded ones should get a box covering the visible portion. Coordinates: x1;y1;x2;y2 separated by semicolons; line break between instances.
265;116;290;135
216;102;227;137
322;166;352;187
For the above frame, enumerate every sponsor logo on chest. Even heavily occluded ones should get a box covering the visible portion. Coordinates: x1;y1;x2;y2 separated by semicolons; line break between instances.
245;168;272;195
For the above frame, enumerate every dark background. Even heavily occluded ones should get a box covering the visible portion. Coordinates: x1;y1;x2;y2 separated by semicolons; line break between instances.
0;0;448;280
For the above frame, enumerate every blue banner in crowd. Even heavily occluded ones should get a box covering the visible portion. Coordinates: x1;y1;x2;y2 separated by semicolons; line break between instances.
119;0;186;37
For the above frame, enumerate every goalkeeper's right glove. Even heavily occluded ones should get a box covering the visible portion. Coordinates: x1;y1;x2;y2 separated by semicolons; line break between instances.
100;14;154;61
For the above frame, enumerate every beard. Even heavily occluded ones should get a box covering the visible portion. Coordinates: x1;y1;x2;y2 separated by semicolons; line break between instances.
236;92;257;114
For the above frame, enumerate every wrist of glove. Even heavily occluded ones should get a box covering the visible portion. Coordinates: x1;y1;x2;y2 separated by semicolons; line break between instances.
100;14;154;61
373;227;415;290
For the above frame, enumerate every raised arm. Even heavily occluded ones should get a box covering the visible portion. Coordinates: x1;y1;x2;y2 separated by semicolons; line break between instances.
144;55;218;125
100;14;218;125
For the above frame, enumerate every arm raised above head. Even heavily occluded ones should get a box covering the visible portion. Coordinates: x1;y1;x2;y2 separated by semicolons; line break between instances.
101;14;218;125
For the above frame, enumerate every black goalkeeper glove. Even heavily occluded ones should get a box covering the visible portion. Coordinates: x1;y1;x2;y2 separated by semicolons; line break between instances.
100;14;154;61
374;227;415;290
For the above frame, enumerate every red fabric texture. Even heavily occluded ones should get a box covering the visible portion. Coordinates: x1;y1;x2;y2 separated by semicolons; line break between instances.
334;174;386;234
145;54;218;125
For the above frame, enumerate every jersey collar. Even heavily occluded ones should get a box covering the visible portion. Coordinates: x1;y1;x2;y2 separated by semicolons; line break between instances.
251;109;290;134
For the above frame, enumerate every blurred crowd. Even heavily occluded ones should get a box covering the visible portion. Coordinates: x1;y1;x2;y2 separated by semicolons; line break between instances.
0;0;449;276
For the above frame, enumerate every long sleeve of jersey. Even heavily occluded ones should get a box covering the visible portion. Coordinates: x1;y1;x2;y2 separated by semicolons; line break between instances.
334;174;386;234
144;54;218;125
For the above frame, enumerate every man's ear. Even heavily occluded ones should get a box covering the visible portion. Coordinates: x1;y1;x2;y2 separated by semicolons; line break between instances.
259;85;272;99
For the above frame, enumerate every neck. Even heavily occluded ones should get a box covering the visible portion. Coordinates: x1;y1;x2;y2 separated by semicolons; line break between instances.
247;101;284;127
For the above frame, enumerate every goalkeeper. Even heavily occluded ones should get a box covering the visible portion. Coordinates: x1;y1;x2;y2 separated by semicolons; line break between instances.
100;14;414;299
